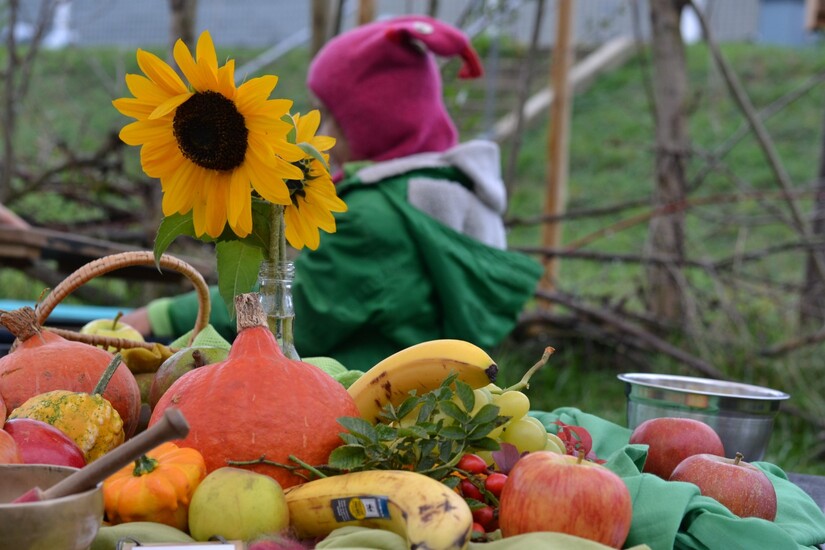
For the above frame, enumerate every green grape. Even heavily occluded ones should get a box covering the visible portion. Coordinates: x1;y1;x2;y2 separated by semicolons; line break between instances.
469;388;493;416
523;415;547;434
501;417;547;453
488;424;505;440
492;391;530;422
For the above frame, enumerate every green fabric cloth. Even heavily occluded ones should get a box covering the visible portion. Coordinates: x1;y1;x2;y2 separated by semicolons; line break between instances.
292;169;543;371
530;408;825;550
168;323;232;351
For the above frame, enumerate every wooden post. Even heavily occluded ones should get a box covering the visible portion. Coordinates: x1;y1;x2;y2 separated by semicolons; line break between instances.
311;0;330;56
539;0;575;300
358;0;376;25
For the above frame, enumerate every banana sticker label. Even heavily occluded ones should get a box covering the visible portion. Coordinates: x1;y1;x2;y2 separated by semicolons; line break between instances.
331;496;391;522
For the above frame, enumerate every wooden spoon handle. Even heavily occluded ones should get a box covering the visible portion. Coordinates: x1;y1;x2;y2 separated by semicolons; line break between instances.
41;408;190;500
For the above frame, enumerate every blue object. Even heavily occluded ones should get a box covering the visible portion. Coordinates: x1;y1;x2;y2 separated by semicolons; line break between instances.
0;300;133;326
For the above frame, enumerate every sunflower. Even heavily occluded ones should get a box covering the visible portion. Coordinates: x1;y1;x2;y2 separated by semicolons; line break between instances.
284;111;346;250
113;30;303;238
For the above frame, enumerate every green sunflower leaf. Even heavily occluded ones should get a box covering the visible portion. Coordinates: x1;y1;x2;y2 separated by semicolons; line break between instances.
297;142;331;173
215;240;264;318
153;213;197;267
282;114;297;143
248;199;274;252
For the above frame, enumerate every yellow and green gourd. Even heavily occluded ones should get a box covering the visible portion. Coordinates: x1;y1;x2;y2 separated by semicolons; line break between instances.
9;353;126;462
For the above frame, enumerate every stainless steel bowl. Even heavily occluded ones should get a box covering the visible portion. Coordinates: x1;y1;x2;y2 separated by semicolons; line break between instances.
0;464;104;550
617;373;790;461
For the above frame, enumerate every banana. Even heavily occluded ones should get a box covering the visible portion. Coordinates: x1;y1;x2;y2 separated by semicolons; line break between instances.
347;339;499;423
284;470;473;550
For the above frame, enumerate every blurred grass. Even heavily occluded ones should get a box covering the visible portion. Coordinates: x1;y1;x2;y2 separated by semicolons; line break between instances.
2;40;825;474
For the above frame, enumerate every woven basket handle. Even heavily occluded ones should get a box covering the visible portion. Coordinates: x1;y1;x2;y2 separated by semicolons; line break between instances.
33;251;211;350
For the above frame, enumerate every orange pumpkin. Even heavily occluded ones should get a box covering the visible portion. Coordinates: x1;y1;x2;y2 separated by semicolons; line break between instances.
149;294;360;489
103;442;207;530
0;307;142;438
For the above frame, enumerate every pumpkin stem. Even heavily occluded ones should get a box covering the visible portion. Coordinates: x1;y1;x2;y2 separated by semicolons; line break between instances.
93;353;123;396
133;454;159;476
235;293;267;332
0;306;41;342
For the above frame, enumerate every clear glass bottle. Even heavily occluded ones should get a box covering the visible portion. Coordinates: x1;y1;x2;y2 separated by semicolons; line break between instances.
257;258;300;360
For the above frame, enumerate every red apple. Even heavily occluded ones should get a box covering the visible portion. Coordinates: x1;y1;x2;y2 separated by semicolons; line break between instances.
0;429;22;464
629;417;725;478
3;418;87;468
499;451;632;548
669;452;777;521
0;396;7;423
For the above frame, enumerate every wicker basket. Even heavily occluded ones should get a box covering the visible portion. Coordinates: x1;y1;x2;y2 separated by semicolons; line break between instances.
15;251;211;352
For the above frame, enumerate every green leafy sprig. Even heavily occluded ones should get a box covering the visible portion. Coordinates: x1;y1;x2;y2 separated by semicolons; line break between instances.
327;373;509;484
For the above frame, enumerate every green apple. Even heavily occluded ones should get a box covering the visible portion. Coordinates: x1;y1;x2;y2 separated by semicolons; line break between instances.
188;467;289;541
80;312;144;351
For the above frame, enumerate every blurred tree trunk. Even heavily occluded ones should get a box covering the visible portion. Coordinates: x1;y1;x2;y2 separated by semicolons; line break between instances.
645;0;689;323
168;0;197;53
799;109;825;325
311;0;331;56
357;0;375;24
0;0;55;204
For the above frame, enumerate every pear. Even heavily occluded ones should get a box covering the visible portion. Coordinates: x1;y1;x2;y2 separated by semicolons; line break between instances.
149;347;229;408
188;467;289;542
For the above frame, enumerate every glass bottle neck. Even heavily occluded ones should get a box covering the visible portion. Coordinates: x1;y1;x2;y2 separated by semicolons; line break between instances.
257;259;300;360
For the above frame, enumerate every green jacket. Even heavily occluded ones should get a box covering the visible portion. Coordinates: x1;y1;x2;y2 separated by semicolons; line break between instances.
149;144;542;370
291;160;542;371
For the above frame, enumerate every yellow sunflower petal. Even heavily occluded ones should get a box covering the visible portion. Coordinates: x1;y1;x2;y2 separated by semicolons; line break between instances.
196;30;219;78
162;161;200;216
232;182;254;237
203;173;230;238
112;98;155;119
227;166;250;226
245;116;294;142
284;206;306;250
141;140;185;179
149;92;193;120
216;59;237;99
124;74;171;105
295;110;321;143
136;49;187;96
173;38;201;88
295;206;321;250
191;170;211;237
235;76;280;113
119;119;172;146
271;141;305;164
244;136;291;204
299;200;336;233
309;135;336;152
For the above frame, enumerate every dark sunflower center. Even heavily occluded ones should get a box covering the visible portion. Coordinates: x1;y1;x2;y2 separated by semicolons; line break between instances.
286;178;306;204
173;91;248;171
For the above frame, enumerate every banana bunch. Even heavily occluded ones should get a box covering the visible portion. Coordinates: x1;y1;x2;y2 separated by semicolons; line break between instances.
347;339;499;423
284;470;473;550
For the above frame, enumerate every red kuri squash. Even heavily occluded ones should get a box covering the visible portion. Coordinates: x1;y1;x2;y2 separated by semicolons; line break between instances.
0;307;142;438
149;293;360;489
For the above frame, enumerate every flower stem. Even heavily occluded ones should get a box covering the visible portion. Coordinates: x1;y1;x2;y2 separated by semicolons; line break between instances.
268;203;286;264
